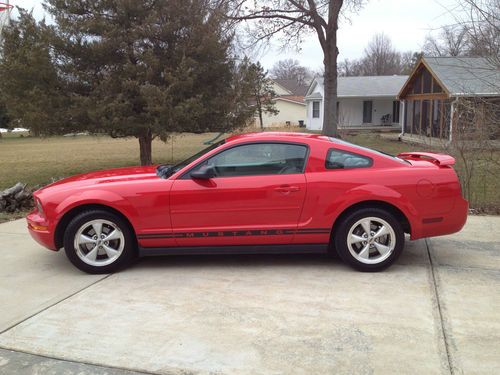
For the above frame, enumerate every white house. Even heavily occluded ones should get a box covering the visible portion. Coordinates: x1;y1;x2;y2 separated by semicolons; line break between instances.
256;79;308;128
305;76;408;131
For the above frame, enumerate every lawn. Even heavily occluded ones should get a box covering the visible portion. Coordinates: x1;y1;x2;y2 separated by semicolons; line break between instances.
0;130;498;215
0;133;218;189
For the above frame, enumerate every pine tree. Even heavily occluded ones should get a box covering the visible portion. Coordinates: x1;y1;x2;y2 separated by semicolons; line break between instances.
46;0;245;165
0;9;68;136
245;60;278;130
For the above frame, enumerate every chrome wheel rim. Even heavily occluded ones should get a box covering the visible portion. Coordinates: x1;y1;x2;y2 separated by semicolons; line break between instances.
74;219;125;267
347;217;396;265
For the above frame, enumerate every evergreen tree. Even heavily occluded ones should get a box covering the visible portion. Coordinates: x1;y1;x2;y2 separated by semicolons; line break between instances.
0;9;68;136
46;0;245;165
243;59;279;130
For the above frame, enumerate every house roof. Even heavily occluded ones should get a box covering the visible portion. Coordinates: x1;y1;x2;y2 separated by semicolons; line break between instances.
305;75;408;100
275;95;306;105
273;79;309;96
421;57;500;96
305;92;323;100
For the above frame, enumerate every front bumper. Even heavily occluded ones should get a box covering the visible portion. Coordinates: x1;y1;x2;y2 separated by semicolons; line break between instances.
26;211;58;251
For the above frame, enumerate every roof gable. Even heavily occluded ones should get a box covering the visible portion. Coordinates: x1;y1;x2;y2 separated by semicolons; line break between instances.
400;57;500;98
398;61;447;98
273;79;309;96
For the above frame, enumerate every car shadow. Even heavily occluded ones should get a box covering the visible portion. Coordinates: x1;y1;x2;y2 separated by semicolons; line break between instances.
126;237;426;272
131;252;341;271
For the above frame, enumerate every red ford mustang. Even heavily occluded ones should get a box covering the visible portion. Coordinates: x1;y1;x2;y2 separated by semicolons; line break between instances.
27;132;468;273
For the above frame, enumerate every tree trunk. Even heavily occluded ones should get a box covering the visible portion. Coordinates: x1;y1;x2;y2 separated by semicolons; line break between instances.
256;93;264;130
322;37;339;137
258;107;264;131
138;128;153;166
321;0;343;137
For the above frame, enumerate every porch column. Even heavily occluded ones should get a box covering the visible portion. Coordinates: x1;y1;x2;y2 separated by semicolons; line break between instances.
400;100;405;136
449;99;458;143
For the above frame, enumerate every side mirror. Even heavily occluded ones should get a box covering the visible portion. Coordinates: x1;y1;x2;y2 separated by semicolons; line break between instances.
191;164;216;180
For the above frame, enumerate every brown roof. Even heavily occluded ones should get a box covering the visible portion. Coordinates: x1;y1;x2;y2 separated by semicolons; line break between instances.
276;95;305;104
274;79;309;96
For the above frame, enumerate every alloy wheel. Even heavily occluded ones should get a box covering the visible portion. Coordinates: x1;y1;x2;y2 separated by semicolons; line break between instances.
73;219;125;267
347;216;396;265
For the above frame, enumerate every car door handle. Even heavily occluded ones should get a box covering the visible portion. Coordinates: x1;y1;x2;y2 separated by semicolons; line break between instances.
275;185;301;193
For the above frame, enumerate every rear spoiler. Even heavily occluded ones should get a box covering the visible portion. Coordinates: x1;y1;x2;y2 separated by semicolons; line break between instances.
397;152;455;166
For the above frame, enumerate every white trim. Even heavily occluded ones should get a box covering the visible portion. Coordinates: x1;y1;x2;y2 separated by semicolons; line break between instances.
305;78;321;97
274;97;306;106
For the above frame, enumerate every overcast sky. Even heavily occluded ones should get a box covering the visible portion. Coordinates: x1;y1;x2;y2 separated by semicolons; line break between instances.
7;0;458;71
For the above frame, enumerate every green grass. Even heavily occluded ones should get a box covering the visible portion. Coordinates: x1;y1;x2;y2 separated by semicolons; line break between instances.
0;133;220;189
0;130;498;216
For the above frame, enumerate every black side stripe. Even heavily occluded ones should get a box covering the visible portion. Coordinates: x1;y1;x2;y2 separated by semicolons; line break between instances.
138;228;330;240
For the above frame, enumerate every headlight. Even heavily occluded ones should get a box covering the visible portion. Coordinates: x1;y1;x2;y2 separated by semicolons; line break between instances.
35;198;45;216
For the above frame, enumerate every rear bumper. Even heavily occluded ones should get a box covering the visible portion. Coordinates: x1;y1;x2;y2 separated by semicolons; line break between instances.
26;211;58;251
411;197;468;240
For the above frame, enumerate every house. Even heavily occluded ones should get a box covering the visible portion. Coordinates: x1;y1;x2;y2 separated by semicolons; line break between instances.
255;79;308;128
398;56;500;140
305;75;408;131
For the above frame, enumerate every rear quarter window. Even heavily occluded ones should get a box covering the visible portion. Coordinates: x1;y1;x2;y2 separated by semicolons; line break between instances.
326;149;373;169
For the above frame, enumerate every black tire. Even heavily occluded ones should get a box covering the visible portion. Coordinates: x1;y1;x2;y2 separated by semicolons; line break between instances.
63;210;135;274
334;208;404;272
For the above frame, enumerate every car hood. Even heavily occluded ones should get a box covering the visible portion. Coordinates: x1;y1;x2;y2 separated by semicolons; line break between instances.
36;165;159;194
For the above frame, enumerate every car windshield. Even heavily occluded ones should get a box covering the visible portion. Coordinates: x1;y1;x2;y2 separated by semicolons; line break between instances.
157;139;225;178
328;138;409;164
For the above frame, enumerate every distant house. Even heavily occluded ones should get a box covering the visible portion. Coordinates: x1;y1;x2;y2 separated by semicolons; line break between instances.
255;79;308;128
398;56;500;140
305;75;408;131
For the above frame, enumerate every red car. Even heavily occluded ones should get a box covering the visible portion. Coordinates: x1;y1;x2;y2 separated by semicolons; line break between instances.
27;132;468;273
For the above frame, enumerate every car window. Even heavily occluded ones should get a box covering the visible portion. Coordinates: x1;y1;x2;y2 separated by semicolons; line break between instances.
326;149;372;169
193;143;308;177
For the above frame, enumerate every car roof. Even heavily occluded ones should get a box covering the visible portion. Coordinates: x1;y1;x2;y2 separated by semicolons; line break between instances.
224;132;407;167
226;132;331;143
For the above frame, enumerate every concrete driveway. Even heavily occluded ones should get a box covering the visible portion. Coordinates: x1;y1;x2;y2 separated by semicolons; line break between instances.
0;216;498;375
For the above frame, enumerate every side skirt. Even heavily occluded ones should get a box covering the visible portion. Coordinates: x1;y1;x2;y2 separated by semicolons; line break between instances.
138;243;329;257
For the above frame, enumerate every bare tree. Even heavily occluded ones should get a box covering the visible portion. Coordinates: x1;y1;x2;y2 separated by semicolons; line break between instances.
338;34;420;76
460;0;499;68
225;0;366;136
423;25;469;56
423;0;499;66
400;51;422;74
338;57;362;76
270;58;313;84
359;33;402;75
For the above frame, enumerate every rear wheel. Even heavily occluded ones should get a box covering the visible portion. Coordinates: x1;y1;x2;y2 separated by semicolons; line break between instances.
63;210;135;274
334;208;404;272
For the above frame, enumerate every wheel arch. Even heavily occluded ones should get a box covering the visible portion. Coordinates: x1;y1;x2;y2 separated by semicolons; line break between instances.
331;200;412;238
54;204;138;250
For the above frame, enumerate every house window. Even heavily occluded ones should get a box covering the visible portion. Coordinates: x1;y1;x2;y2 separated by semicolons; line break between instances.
392;101;400;123
363;101;372;123
312;101;320;118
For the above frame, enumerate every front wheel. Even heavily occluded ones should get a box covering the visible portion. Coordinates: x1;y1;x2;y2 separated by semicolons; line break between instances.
63;210;135;274
334;208;404;272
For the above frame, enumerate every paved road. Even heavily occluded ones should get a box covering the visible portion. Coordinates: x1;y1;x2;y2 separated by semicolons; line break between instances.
0;216;498;374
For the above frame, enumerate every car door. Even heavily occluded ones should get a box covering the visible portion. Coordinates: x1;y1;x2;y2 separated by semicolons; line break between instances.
169;142;308;247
